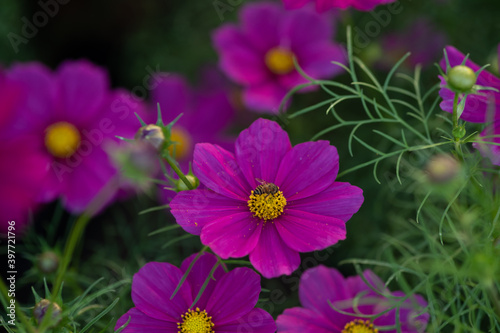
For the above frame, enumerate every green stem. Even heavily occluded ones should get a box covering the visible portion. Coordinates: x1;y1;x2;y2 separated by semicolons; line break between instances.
52;176;119;303
51;213;92;298
452;92;459;131
163;153;194;190
452;92;463;157
0;277;35;332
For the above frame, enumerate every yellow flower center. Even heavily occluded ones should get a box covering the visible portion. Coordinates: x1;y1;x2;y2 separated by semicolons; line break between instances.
342;319;378;333
177;308;214;333
265;47;295;75
248;185;287;222
44;121;81;158
169;126;192;161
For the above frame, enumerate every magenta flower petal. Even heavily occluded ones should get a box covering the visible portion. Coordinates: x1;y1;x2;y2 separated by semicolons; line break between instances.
249;223;301;278
180;252;226;310
217;308;276;333
56;60;108;125
277;265;429;332
240;3;281;52
151;74;190;122
131;262;192;322
277;307;336;332
58;146;117;213
0;137;49;234
282;0;310;10
345;269;388;297
115;308;178;332
294;41;346;80
373;291;430;333
291;182;364;221
212;25;269;85
276;209;346;252
280;6;333;49
190;90;234;136
282;0;397;12
6;63;56;135
276;141;339;200
170;189;245;235
206;267;261;324
201;212;262;258
194;144;249;200
298;265;349;314
235;118;292;186
117;254;274;332
242;81;289;112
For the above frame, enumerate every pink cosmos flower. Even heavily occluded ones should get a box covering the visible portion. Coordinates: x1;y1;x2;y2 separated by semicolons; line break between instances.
439;46;500;123
0;71;49;234
150;73;235;173
212;2;346;113
6;60;144;214
170;118;363;278
282;0;396;12
115;252;276;332
276;266;429;332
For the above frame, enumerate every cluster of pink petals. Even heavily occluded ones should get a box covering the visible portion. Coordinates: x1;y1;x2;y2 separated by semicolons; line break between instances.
0;71;49;233
170;118;363;278
5;60;145;215
213;2;346;113
116;252;275;332
277;266;429;332
282;0;397;12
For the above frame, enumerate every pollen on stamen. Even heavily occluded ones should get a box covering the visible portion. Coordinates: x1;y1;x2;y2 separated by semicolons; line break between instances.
341;319;378;333
177;307;214;333
247;189;287;222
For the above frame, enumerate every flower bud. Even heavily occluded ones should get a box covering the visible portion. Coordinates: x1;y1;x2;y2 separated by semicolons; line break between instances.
447;65;476;92
175;175;200;192
425;154;460;183
33;299;62;326
36;251;59;274
135;124;165;151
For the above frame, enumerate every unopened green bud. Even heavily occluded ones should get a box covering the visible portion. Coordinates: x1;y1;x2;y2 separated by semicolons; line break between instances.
447;65;476;92
176;175;199;192
135;124;165;151
36;251;59;274
33;299;62;326
452;126;466;139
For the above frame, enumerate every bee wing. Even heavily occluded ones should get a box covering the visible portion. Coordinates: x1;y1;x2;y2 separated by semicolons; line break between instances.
255;178;265;184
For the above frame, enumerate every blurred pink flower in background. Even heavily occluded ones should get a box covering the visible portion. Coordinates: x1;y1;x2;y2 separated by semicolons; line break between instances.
282;0;396;12
212;2;346;113
0;71;49;234
5;60;145;214
150;73;235;174
277;266;429;332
